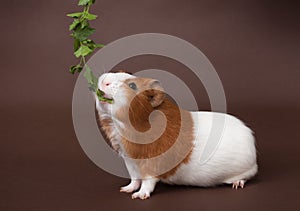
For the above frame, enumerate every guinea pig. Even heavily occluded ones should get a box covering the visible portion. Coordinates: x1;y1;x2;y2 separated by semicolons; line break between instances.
95;72;257;200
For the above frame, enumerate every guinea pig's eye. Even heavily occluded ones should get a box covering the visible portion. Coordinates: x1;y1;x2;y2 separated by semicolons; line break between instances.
128;82;137;90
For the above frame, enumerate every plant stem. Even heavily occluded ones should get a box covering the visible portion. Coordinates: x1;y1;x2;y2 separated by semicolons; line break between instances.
81;56;87;67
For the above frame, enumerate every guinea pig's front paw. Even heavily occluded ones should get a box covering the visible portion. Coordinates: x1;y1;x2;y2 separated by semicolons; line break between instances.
120;185;138;193
131;191;150;200
120;180;141;193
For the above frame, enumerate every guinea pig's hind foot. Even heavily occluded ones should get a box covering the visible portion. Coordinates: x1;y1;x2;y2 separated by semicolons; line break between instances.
232;179;246;189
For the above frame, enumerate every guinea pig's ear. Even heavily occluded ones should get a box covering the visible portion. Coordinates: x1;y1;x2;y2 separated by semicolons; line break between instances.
148;80;165;107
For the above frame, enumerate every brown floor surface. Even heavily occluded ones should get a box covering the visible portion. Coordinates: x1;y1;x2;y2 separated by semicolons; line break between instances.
1;106;299;210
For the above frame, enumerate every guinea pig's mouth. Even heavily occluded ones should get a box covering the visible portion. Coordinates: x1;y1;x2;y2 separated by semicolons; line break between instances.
96;89;114;104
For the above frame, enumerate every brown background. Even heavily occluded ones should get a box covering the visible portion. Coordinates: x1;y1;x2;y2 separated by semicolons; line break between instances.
1;0;299;210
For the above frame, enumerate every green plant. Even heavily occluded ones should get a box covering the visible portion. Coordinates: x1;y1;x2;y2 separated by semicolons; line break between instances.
67;0;103;93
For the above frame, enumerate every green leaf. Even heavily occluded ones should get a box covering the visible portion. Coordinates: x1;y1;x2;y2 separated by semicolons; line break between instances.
95;43;105;48
67;12;83;18
70;65;83;74
82;39;92;44
86;12;97;20
83;39;96;50
74;45;93;57
70;65;76;74
78;0;91;6
80;20;89;29
74;39;80;51
82;40;104;48
72;26;96;41
86;40;105;50
69;19;81;31
83;66;98;92
96;89;114;104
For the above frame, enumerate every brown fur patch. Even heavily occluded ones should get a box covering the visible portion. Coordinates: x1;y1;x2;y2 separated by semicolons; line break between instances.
118;78;194;179
124;99;194;179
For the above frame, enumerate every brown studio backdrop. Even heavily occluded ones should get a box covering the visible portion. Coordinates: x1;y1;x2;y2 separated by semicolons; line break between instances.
0;0;299;108
0;0;299;210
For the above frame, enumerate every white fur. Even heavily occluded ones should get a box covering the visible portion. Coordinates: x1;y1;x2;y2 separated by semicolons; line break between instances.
96;73;136;118
96;73;136;157
161;111;257;186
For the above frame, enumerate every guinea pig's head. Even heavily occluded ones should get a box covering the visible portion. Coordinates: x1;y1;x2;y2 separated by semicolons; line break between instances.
96;72;165;121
